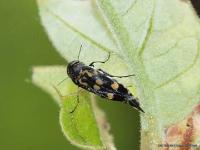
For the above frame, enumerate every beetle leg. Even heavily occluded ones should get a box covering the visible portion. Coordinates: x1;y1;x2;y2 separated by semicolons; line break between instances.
70;87;80;113
89;52;111;67
52;84;80;113
52;84;77;98
98;69;135;78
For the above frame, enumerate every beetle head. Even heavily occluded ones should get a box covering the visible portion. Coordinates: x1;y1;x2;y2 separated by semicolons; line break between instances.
67;60;84;80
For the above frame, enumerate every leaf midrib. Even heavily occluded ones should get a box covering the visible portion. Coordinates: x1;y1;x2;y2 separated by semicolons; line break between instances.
95;1;163;149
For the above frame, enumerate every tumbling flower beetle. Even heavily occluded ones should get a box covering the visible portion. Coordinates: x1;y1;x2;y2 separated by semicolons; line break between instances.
57;45;144;113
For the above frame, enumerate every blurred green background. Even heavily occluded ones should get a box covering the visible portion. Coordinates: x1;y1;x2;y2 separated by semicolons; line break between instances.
0;0;141;150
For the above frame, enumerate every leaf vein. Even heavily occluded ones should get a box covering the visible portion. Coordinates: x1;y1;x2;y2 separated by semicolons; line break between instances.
155;41;200;89
138;2;155;61
46;9;113;54
121;0;138;16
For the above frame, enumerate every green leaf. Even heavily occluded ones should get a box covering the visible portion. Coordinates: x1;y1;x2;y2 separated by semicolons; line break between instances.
32;66;116;149
60;92;103;149
34;0;200;149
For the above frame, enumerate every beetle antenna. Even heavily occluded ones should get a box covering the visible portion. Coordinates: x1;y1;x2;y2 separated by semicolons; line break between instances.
78;45;83;60
57;77;69;86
